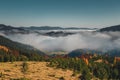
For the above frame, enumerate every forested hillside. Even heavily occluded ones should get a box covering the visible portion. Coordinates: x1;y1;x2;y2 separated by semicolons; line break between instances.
100;25;120;32
0;35;45;62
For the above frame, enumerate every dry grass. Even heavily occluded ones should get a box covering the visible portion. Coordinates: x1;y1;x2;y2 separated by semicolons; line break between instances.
0;61;79;80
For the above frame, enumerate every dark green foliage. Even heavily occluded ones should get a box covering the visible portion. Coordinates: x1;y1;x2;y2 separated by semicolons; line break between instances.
48;58;92;79
82;70;91;80
22;62;28;73
92;63;106;79
48;58;88;73
48;56;120;80
0;35;46;62
0;49;45;62
0;35;45;56
112;68;119;79
112;62;120;79
92;62;120;80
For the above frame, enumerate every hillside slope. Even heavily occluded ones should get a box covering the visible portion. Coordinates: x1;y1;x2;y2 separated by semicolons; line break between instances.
0;35;45;55
0;62;78;80
100;25;120;32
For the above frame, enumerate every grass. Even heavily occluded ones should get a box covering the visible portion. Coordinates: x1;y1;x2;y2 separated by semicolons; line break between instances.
0;61;79;80
10;77;30;80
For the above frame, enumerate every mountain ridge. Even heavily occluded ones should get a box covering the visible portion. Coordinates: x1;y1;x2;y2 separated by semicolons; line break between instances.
0;24;97;30
99;25;120;32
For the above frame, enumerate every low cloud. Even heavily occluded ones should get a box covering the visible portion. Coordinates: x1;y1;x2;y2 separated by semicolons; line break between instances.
2;31;120;52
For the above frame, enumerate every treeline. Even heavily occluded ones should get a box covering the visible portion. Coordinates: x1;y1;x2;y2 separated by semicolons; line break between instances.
0;50;45;62
0;35;46;62
0;48;120;79
48;56;120;80
0;35;45;55
48;58;91;80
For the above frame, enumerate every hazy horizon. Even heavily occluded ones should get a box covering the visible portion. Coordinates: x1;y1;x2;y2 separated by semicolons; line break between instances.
0;23;120;29
0;0;120;28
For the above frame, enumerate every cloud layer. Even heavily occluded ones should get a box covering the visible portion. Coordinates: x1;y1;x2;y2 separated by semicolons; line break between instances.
3;31;120;53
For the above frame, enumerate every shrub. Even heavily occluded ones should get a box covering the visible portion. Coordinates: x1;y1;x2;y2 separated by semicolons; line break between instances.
0;72;4;78
59;77;65;80
22;62;28;73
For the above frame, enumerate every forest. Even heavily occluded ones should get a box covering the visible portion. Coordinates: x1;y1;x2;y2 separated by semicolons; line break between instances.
0;47;120;80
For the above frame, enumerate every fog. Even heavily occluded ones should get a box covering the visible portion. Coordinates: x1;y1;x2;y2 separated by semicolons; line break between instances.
2;31;120;52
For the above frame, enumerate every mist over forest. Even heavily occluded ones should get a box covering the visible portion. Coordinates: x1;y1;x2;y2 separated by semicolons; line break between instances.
1;29;120;53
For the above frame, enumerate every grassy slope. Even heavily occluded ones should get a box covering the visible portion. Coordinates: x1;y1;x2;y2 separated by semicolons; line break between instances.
0;62;79;80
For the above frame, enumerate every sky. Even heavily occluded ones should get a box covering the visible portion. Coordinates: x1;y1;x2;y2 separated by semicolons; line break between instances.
0;0;120;28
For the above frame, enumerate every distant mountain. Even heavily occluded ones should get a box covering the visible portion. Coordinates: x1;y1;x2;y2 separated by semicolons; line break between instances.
68;49;102;57
0;35;45;55
0;24;97;31
107;49;120;57
0;24;97;37
0;24;26;31
24;26;63;30
68;49;120;57
43;31;76;37
0;24;29;34
100;25;120;32
65;27;97;30
21;26;96;30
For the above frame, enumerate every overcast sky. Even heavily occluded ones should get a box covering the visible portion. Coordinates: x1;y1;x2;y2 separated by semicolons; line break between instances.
0;0;120;28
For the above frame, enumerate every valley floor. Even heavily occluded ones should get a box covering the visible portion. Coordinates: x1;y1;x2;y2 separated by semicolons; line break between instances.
0;61;79;80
